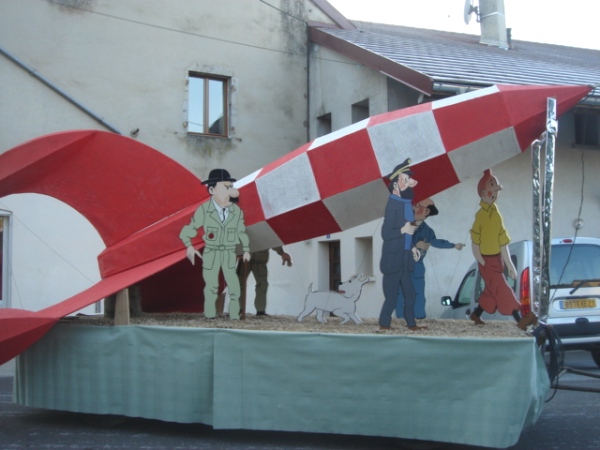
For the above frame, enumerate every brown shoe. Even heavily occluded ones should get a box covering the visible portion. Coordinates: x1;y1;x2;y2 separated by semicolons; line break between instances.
379;326;394;331
408;325;428;331
517;311;538;330
470;312;485;325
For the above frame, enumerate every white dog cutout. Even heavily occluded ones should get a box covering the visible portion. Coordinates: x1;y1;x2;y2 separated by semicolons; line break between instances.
297;274;369;324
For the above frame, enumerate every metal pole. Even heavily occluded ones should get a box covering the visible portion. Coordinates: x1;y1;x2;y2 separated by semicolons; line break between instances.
533;98;557;323
540;98;558;323
531;138;543;319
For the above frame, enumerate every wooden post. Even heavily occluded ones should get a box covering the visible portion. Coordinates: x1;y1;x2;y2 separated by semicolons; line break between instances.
114;288;130;326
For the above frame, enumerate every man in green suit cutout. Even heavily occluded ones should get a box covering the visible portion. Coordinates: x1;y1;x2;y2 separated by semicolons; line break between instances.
180;169;250;319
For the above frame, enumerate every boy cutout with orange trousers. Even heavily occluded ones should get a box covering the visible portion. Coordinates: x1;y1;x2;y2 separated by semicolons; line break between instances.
469;169;537;330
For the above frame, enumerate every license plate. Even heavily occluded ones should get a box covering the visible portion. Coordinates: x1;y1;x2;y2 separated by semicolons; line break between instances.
560;299;597;310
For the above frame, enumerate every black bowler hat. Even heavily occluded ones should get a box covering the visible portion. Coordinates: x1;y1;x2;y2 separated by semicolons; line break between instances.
201;168;236;185
387;158;413;180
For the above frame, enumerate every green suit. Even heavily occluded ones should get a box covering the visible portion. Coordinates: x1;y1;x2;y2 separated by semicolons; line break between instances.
180;199;250;319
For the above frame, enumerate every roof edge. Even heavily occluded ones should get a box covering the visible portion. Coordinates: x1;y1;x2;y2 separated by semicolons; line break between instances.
310;0;356;30
308;26;433;95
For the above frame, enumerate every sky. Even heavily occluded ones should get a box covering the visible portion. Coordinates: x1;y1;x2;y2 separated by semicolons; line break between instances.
327;0;600;50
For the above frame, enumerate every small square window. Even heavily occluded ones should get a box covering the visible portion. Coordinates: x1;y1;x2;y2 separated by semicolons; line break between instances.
574;111;599;148
316;113;332;137
351;99;369;124
355;236;373;277
188;72;229;137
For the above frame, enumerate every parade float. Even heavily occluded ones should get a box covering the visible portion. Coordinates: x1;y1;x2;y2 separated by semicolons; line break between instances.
0;84;592;448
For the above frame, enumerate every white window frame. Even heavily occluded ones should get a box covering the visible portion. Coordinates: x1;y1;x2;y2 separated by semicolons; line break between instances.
187;72;230;137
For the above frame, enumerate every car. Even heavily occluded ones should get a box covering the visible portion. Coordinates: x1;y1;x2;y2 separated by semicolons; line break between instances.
441;237;600;366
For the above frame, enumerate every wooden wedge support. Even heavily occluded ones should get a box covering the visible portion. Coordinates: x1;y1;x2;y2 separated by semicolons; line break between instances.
114;289;130;326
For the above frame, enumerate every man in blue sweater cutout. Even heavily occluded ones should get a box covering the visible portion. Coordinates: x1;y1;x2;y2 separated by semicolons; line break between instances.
396;198;464;319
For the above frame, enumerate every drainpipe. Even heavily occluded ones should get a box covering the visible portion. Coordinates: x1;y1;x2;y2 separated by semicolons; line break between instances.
0;46;122;134
306;40;311;143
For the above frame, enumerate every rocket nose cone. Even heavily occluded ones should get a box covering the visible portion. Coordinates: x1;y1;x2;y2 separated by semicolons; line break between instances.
549;84;593;116
497;84;593;150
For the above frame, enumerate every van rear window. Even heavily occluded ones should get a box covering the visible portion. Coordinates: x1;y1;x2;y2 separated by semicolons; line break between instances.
551;244;600;286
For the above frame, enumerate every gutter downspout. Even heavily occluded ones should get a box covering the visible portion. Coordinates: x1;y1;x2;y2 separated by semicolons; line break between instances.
0;46;122;135
306;38;311;143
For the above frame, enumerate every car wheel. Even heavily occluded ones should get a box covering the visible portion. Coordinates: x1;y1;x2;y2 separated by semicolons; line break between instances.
590;347;600;368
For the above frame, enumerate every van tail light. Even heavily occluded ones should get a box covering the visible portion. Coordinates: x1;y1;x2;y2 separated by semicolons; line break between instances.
520;267;531;316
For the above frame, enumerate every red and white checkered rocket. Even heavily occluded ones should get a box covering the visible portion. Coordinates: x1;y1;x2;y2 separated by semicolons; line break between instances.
236;84;592;250
0;83;592;364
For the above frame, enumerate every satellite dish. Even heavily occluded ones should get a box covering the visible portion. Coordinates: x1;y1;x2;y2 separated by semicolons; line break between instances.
463;0;478;25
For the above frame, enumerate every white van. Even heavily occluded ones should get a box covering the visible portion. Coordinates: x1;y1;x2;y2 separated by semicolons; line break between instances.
441;237;600;365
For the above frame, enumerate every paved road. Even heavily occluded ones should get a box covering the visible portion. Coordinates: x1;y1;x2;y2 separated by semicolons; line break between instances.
1;351;600;450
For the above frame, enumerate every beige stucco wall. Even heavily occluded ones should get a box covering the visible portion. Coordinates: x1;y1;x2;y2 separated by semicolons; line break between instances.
0;0;325;175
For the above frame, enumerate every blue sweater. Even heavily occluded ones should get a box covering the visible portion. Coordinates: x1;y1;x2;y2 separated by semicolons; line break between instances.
412;221;455;260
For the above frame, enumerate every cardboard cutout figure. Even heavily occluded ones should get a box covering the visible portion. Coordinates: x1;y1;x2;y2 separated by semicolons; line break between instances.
378;159;426;331
396;198;465;319
240;246;292;316
469;169;537;329
297;274;368;324
180;169;250;319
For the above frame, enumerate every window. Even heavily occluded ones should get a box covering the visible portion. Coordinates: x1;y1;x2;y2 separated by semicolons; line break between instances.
188;72;229;137
355;237;373;277
316;113;331;137
456;269;477;306
351;99;369;124
551;243;600;287
574;111;599;148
